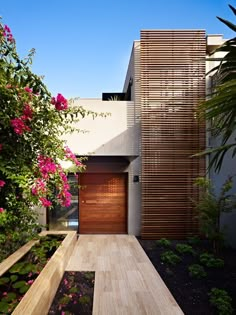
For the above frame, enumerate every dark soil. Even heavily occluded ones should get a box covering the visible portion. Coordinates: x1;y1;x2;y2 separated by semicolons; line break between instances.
138;239;236;315
48;271;95;315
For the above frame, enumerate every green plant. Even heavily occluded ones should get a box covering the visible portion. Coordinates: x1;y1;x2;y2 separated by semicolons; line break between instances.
0;19;107;260
0;234;64;313
48;271;95;314
196;4;236;171
187;235;200;246
193;177;236;253
79;295;91;304
160;250;181;265
176;243;195;255
188;264;207;279
155;238;171;247
199;253;224;268
209;288;233;315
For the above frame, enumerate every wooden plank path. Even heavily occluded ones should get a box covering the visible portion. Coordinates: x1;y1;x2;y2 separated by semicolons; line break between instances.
66;235;184;315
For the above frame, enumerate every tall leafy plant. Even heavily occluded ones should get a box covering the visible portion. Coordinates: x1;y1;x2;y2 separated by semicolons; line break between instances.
193;177;236;253
197;4;236;171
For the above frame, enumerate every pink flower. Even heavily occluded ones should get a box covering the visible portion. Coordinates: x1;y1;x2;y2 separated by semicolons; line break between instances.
39;197;52;207
0;180;5;187
51;93;68;110
24;87;32;93
3;292;7;296
3;25;14;43
64;146;82;167
0;208;4;213
11;117;31;135
31;178;47;196
37;155;57;178
27;280;34;285
4;25;11;33
23;104;33;119
63;279;68;286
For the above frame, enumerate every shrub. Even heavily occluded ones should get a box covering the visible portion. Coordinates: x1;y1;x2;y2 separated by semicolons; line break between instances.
160;250;181;265
199;253;224;268
176;243;195;255
0;20;102;259
155;238;171;247
187;235;200;246
188;264;207;279
193;177;236;254
209;288;233;315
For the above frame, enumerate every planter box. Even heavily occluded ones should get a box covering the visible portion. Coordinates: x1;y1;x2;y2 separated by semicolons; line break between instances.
0;231;77;315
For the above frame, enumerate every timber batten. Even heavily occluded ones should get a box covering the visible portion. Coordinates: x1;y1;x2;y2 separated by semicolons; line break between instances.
140;30;206;239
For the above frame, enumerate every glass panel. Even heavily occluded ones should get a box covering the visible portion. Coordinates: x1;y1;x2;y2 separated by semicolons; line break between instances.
48;174;78;231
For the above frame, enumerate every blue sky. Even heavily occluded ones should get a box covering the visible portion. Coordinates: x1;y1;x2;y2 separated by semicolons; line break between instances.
1;0;235;98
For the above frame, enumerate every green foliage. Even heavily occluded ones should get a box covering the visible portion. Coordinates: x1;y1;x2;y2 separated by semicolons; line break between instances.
0;20;101;260
209;288;233;315
59;295;70;305
193;177;236;253
176;244;195;255
69;287;79;293
196;4;236;171
188;264;207;279
199;253;224;268
84;271;95;280
0;234;63;313
187;235;201;246
155;238;171;247
0;301;8;313
160;250;181;265
79;295;91;304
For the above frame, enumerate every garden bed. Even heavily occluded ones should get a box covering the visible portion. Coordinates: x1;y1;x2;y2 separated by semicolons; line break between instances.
139;238;236;315
0;231;77;315
48;271;95;315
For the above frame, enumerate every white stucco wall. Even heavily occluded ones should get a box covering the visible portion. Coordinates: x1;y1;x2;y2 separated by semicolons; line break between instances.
65;99;137;156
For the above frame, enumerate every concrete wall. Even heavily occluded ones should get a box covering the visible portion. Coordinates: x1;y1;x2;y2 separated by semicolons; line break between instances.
122;41;142;235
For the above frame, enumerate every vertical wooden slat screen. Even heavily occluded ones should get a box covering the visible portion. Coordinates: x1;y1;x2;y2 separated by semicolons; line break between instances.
140;30;206;239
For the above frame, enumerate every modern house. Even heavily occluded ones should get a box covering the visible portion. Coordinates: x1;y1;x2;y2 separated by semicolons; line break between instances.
39;30;236;244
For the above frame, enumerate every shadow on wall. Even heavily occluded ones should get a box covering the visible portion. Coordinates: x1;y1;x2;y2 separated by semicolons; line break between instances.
93;121;141;156
210;132;236;248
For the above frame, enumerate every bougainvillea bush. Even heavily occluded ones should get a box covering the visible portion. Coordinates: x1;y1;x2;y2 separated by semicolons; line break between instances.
0;21;92;260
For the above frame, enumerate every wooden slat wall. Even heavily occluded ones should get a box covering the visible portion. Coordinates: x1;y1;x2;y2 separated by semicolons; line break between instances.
79;173;127;234
140;30;206;239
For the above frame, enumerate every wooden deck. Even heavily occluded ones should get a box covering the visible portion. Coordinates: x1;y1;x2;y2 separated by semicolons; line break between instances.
66;235;184;315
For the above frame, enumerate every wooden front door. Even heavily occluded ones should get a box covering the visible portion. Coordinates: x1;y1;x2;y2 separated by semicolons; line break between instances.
79;173;127;234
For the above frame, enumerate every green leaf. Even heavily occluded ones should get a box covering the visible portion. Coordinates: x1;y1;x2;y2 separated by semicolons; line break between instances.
229;4;236;16
0;277;10;285
19;285;29;294
9;262;26;274
10;275;18;282
217;16;236;32
69;287;79;293
0;301;9;313
12;280;26;289
2;292;17;302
